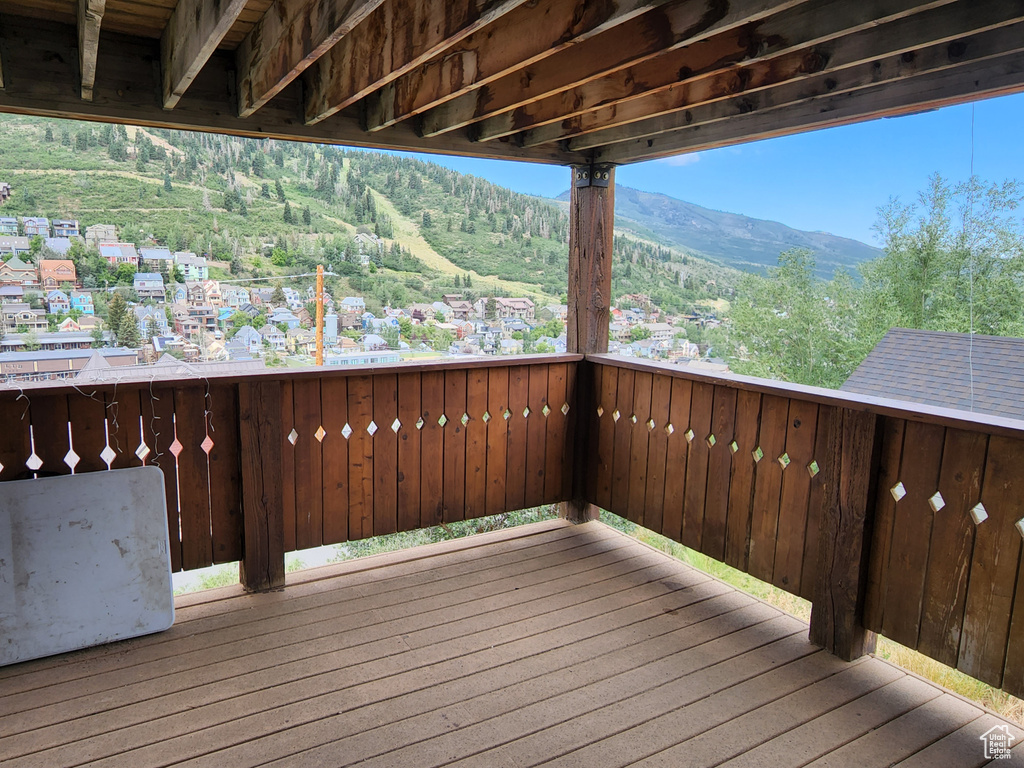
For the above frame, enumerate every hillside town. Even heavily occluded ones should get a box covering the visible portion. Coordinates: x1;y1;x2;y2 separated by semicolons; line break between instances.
0;212;718;385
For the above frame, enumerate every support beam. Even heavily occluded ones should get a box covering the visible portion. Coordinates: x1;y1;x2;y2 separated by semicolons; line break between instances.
417;0;801;138
78;0;105;101
161;0;248;109
562;164;615;524
237;0;386;119
239;380;286;592
303;0;526;126
809;407;882;660
359;0;668;132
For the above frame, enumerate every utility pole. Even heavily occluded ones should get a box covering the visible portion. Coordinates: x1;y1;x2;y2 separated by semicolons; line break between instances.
315;264;324;366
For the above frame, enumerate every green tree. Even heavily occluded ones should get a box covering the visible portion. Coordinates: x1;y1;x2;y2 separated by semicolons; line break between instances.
164;173;173;192
485;297;496;321
302;206;311;226
283;201;295;224
271;284;286;305
630;326;652;342
275;179;286;202
106;291;129;337
117;314;141;347
44;125;54;142
23;331;41;351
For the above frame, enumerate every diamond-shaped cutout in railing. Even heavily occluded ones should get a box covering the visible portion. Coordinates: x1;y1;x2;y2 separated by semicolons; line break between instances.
100;444;117;468
315;426;326;443
928;491;945;513
503;409;512;421
706;434;717;448
416;417;425;430
136;441;151;462
665;423;675;436
807;460;820;478
543;404;551;417
891;482;906;502
64;448;80;472
523;407;531;418
646;418;656;431
629;413;637;424
438;414;448;427
1016;518;1024;540
684;429;695;443
730;441;739;454
367;421;378;436
612;409;621;423
391;418;402;433
562;403;570;416
342;423;353;439
0;460;5;475
970;502;988;525
752;447;764;463
201;435;215;455
461;413;470;426
596;406;604;417
778;452;790;469
169;438;184;457
287;429;298;446
26;452;43;471
482;411;491;423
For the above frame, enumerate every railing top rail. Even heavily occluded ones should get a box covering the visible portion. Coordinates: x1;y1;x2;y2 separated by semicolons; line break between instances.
0;353;584;400
588;353;1024;440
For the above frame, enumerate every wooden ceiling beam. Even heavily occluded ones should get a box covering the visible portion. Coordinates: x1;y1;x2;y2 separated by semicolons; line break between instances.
527;0;1020;150
161;0;248;109
358;0;673;133
78;0;105;101
416;0;806;138
507;0;963;147
593;41;1024;164
303;0;529;126
236;0;386;119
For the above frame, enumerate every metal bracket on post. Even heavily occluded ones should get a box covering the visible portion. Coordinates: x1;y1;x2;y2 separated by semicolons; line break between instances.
572;163;614;188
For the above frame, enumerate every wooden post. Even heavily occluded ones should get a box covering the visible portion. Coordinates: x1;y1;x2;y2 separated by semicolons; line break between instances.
563;163;615;523
238;380;286;591
809;407;882;659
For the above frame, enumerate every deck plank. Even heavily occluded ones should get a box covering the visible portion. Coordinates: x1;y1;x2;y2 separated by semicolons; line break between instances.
0;521;1016;768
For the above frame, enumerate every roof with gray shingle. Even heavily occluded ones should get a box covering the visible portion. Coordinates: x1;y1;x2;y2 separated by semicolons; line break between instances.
840;328;1024;420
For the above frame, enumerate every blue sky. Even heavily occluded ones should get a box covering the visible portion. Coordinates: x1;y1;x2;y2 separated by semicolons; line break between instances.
394;91;1024;247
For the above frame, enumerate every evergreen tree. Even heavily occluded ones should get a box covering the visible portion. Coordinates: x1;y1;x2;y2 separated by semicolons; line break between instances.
275;179;286;202
302;206;311;226
117;314;141;348
44;125;54;142
106;292;129;338
283;201;295;224
164;173;173;192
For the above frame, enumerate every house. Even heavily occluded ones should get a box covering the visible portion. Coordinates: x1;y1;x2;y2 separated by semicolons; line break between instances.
222;286;251;309
174;251;208;281
286;327;316;355
609;321;631;343
494;297;535;321
354;232;383;262
202;280;222;306
56;316;81;333
38;259;77;290
0;285;24;303
232;325;263;355
139;247;173;267
268;308;300;330
168;282;188;304
46;289;70;314
0;236;31;256
339;296;365;313
259;324;286;352
84;223;117;248
841;328;1024;421
1;302;47;333
409;303;435;322
133;272;165;300
184;281;207;305
69;291;94;315
52;219;80;237
21;217;50;237
98;242;139;266
0;257;37;286
282;287;303;310
43;237;74;256
361;333;389;351
249;287;275;306
133;305;169;337
643;322;675;342
537;304;568;323
446;300;475;321
0;216;17;235
431;301;454;322
187;305;217;333
338;310;361;330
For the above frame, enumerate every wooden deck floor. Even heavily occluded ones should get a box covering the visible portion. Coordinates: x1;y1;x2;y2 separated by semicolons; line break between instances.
2;519;1022;767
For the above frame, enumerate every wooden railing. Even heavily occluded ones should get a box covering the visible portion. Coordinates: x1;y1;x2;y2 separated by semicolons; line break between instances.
4;351;1024;699
587;354;1024;699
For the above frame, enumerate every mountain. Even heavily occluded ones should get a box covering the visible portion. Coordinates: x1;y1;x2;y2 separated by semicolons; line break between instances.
558;186;881;279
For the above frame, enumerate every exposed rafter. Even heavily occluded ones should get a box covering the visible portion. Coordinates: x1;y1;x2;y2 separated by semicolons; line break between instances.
236;0;387;119
161;0;249;109
594;50;1024;163
78;0;106;101
357;0;673;132
417;0;807;139
303;0;528;126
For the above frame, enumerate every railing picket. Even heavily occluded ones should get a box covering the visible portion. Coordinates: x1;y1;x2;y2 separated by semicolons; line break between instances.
372;374;399;536
626;371;653;525
682;382;714;551
772;399;819;594
172;386;214;571
207;384;242;564
320;376;350;544
292;378;324;550
524;365;548;509
0;397;30;481
863;417;906;632
443;370;467;522
397;373;422;533
419;371;445;527
142;386;180;572
504;365;529;512
643;372;672;535
800;404;835;602
593;363;618;511
105;389;143;470
486;366;509;514
544;362;567;505
347;375;374;540
279;379;297;552
67;391;108;474
609;367;634;517
661;377;691;542
702;386;737;562
725;390;761;572
464;369;488;519
29;394;70;476
917;428;987;667
747;394;790;583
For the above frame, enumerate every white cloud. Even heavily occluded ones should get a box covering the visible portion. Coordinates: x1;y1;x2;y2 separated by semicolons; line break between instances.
658;152;701;167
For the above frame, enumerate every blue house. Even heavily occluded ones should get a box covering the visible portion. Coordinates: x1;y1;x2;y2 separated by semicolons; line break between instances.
70;292;95;315
47;289;70;314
